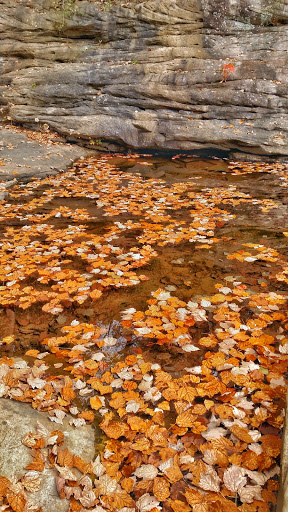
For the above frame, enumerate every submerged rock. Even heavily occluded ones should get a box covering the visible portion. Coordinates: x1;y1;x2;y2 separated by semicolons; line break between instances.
0;398;95;512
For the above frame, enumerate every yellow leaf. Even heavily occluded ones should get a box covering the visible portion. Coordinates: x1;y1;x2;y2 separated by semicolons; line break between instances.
2;335;14;345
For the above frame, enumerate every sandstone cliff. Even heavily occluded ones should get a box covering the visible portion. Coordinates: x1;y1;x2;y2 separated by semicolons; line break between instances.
1;0;288;155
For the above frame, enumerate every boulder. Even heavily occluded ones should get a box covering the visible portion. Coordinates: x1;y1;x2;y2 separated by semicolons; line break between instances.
0;398;96;512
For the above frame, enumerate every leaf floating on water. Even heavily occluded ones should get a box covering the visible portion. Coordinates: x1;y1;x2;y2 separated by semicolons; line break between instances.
126;400;140;413
134;465;158;480
92;455;105;477
95;474;119;495
136;493;160;512
223;465;247;492
198;470;221;492
153;477;170;501
0;155;287;511
90;396;103;411
182;344;200;352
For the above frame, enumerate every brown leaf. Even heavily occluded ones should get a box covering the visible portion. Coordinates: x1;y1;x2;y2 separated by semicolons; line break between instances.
153;477;170;501
0;476;10;497
261;435;281;457
231;424;253;443
25;458;45;472
111;491;135;509
73;455;93;474
61;386;76;402
57;448;74;468
121;477;134;493
165;466;183;484
176;409;197;428
7;492;26;512
185;488;203;506
171;499;191;512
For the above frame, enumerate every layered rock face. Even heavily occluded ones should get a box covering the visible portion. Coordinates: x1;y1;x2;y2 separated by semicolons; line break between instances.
1;0;288;154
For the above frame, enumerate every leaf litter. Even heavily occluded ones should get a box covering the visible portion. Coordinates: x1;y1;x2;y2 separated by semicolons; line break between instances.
0;155;287;511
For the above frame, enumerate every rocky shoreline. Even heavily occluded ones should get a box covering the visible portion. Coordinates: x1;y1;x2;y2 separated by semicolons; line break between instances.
0;124;90;182
1;0;288;156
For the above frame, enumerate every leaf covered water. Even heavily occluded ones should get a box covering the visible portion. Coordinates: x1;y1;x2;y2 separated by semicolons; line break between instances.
0;154;287;511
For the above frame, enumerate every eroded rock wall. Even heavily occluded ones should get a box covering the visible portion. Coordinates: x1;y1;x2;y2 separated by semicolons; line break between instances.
1;0;288;154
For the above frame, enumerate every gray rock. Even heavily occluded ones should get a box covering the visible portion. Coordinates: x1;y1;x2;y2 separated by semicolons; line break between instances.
0;127;90;180
0;0;288;155
0;398;96;512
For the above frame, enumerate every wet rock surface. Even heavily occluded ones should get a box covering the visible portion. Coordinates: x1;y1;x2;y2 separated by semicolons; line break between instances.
0;398;95;512
0;0;288;155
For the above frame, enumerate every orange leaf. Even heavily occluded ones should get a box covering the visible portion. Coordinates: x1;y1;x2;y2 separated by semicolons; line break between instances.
57;448;74;468
109;392;126;410
0;476;10;497
25;349;39;358
231;424;253;443
70;498;82;511
127;416;147;431
171;499;191;512
25;458;45;472
121;477;134;493
178;385;197;403
73;455;93;474
90;289;102;300
101;420;128;439
90;396;103;410
261;435;281;457
7;492;26;512
102;492;135;509
78;410;95;422
153;477;170;501
61;386;76;402
185;488;203;506
176;409;197;428
165;465;183;484
199;335;218;348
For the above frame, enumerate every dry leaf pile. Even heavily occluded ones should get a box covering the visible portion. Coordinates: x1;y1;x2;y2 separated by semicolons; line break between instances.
0;156;287;512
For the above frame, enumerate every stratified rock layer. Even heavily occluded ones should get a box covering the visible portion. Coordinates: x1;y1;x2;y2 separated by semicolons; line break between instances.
1;0;288;154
